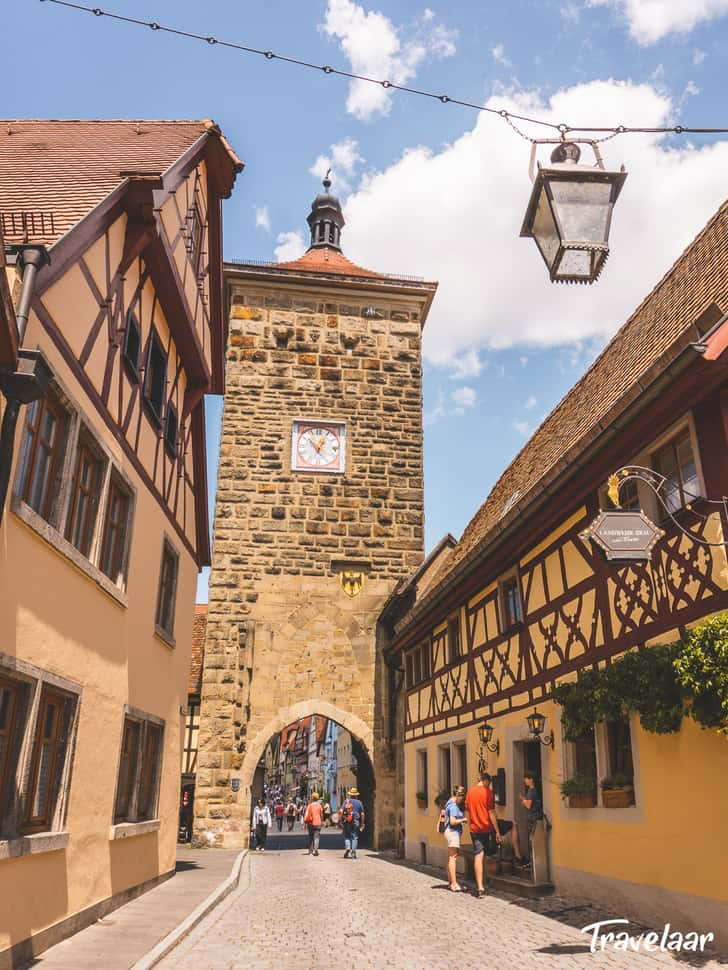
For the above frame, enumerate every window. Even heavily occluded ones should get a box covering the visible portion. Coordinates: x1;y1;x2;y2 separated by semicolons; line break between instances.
0;676;25;826
421;639;432;681
405;652;414;689
573;725;597;782
501;575;522;628
416;749;428;804
453;742;468;789
185;202;204;276
164;405;178;457
606;719;634;781
448;613;461;664
100;477;131;586
65;437;104;557
653;430;700;515
144;331;167;426
23;688;75;834
0;664;80;840
114;712;164;824
438;745;452;797
16;392;68;523
156;540;179;638
122;310;141;379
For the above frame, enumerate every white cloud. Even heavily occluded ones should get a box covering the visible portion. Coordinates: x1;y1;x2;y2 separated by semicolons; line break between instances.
490;43;512;67
514;420;532;436
274;230;306;262
339;79;728;368
587;0;728;44
450;386;477;414
448;349;484;379
320;0;456;120
255;206;271;232
310;138;364;192
693;48;707;65
524;395;538;411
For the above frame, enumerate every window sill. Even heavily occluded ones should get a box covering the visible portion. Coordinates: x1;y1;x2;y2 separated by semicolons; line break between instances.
11;498;128;608
110;819;161;841
0;830;69;862
154;625;176;649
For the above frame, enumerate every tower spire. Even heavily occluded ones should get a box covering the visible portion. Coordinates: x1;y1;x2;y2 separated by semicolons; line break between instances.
306;172;345;252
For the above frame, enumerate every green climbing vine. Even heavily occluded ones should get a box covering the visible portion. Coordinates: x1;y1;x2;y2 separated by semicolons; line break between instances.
551;610;728;739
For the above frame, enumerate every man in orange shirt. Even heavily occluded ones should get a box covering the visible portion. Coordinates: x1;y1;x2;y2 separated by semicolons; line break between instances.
304;792;325;856
465;771;501;898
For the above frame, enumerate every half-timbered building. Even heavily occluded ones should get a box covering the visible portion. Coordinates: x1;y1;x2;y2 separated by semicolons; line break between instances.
0;120;241;966
385;199;728;942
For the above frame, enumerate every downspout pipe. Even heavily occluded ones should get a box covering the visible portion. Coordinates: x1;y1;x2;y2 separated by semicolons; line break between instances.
0;246;50;525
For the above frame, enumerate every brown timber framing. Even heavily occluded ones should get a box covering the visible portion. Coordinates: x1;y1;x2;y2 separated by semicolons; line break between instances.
19;134;236;567
390;333;728;658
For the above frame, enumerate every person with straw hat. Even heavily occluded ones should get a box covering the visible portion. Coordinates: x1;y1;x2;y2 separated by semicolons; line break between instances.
304;792;324;856
341;787;365;859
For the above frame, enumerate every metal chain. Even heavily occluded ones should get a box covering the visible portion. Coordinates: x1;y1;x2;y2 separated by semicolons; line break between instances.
38;0;728;140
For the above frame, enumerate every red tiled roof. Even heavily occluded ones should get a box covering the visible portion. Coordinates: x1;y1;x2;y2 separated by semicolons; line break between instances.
432;198;728;588
0;119;242;246
276;246;398;280
189;604;208;696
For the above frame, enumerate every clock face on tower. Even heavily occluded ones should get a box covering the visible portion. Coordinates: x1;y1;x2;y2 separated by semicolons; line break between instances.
291;420;346;473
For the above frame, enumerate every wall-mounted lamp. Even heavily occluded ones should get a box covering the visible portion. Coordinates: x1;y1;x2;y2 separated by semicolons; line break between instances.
526;708;554;748
477;719;499;772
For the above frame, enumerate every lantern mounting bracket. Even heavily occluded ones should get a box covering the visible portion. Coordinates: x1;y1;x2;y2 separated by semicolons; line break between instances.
528;138;608;183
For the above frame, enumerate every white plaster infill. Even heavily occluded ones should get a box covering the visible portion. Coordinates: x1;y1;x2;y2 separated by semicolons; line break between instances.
110;820;161;841
0;830;69;861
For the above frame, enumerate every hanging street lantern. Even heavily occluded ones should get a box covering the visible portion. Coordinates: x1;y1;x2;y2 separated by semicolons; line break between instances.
520;140;627;284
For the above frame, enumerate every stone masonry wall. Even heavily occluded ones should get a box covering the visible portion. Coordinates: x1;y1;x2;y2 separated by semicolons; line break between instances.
194;273;429;849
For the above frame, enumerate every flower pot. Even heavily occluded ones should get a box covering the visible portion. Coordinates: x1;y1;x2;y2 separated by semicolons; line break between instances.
602;788;635;809
485;855;501;877
416;798;427;810
568;792;597;808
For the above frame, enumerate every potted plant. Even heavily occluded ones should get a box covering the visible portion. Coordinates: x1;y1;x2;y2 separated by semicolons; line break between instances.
415;790;428;809
600;774;635;808
434;789;450;808
559;775;597;808
498;837;515;875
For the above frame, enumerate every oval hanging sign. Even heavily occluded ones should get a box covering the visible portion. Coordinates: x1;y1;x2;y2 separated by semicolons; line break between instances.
580;510;664;561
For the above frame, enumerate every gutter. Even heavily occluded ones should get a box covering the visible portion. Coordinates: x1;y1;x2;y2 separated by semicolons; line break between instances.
388;331;713;653
0;245;51;525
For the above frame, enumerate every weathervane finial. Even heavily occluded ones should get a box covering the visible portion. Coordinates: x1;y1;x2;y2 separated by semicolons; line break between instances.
323;168;332;191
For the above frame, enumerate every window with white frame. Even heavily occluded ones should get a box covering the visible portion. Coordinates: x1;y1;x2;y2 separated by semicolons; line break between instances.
0;658;80;840
437;744;452;798
652;429;701;515
415;749;428;803
562;717;637;808
14;374;136;592
114;709;164;824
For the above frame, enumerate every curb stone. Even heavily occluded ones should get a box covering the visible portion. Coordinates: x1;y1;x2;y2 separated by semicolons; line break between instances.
131;850;247;970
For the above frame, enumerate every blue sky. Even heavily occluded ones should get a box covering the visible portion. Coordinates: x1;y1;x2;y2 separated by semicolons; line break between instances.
6;0;728;602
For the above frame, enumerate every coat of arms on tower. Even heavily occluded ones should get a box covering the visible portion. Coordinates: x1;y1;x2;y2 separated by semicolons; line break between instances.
340;570;364;597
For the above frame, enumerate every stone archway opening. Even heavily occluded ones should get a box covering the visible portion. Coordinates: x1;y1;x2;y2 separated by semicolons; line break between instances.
248;710;377;851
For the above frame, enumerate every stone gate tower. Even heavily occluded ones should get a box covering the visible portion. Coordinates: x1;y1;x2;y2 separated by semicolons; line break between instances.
194;178;437;848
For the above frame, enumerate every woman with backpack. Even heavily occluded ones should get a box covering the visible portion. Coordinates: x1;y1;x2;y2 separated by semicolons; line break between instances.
439;786;468;891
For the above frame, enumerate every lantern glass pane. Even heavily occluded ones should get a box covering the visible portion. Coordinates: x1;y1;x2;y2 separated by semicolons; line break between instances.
531;185;560;270
557;249;593;280
549;178;612;245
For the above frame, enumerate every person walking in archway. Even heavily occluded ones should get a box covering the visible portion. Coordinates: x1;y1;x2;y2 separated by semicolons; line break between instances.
252;798;272;852
341;787;365;859
275;801;284;832
304;792;324;856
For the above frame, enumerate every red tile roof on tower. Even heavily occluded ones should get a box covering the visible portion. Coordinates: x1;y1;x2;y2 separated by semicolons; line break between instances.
189;604;208;696
0;119;243;246
276;246;407;281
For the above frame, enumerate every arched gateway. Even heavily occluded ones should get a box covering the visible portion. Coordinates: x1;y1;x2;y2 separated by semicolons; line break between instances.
193;180;437;849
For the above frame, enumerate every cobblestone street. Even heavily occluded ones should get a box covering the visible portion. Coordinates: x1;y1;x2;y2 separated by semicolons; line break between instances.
157;832;723;970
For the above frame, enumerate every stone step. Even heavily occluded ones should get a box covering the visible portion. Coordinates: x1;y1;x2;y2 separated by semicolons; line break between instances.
488;873;555;898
